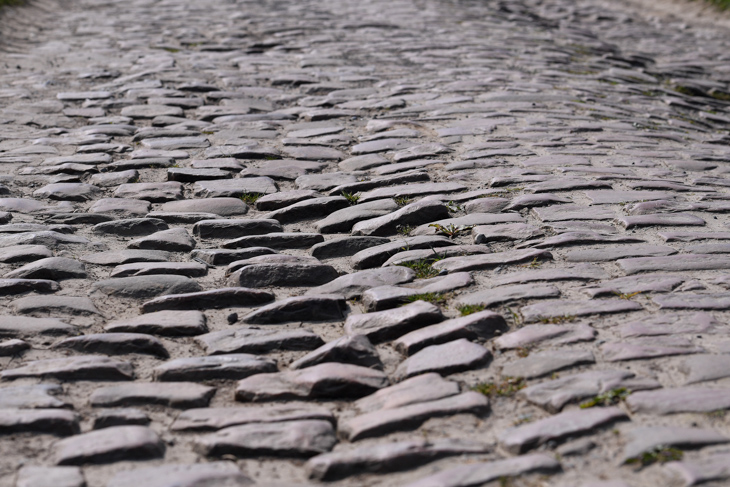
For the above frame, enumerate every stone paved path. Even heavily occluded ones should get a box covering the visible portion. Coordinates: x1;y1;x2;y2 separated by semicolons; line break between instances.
1;0;730;485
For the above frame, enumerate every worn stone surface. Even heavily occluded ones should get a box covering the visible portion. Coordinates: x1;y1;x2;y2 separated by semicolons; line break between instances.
53;426;164;465
106;463;253;487
344;300;444;343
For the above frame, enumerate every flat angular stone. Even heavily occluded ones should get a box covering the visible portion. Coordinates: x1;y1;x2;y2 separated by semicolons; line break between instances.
235;363;388;401
307;439;490;481
242;294;346;324
654;293;730;309
627;387;730;415
362;273;474;311
0;409;79;436
192;248;277;266
128;228;196;252
666;452;730;486
255;189;319;211
53;425;164;465
122;104;183;118
307;267;415;298
519;370;655;413
290;335;382;370
345;300;444;343
352;200;451;237
585;190;677;204
0;245;53;263
316;199;399;233
473;223;544;243
0;338;29;355
455;284;560;308
395;311;507;355
2;356;134;381
93;409;150;429
0;231;90;249
619;313;718;338
52;333;168;358
0;279;59;296
198;327;324;355
565;244;677;262
92;218;168;236
109;262;207;278
490;265;607;287
114;182;183;202
501;350;596;379
154;354;277;381
90;382;215;408
394;339;490;381
588;273;684;297
0;384;67;408
106;310;207;336
90;198;151;217
193;219;282;239
0;315;74;338
5;257;86;281
16;466;85;487
79;250;172;266
433;249;552;273
167;167;229;182
194;177;278;198
342;391;488;441
311;236;391;259
222;232;324;250
359;183;465;204
339;154;389;171
533;204;616;222
621;426;728;464
161;197;248;216
353;236;454;269
34;183;101;201
402;453;560;487
520;299;642;323
602;337;704;362
413;213;524;237
195;420;336;458
106;462;252;487
495;324;597;351
680;354;730;384
227;262;338;288
499;407;627;454
92;275;201;298
172;404;334;432
355;373;460;413
529;231;644;249
617;213;705;229
140;287;274;313
383;245;491;267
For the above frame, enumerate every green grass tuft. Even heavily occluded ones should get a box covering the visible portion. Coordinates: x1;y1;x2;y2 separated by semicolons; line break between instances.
239;193;264;205
626;445;683;466
457;304;486;316
580;387;630;409
398;259;439;279
472;377;526;398
402;293;447;306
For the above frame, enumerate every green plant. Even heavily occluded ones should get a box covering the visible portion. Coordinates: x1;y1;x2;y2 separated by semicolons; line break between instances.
516;347;530;358
396;224;413;236
457;304;485;316
398;260;439;279
239;193;263;205
445;200;464;213
519;257;542;269
341;191;360;205
506;307;523;327
580;387;630;409
616;291;642;300
472;377;526;398
402;293;447;306
626;445;683;466
538;315;576;324
393;196;412;207
429;223;473;239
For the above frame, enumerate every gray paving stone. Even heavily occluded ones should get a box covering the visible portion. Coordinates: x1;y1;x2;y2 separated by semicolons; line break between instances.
601;337;704;362
619;312;718;338
110;262;208;278
92;218;169;236
2;356;134;381
235;363;388;401
194;177;278;198
311;236;391;259
362;273;474;311
665;452;730;486
290;334;382;370
394;339;491;381
520;299;642;323
307;267;415;298
620;426;729;464
227;262;339;288
161;197;249;216
352;235;454;269
433;249;552;273
93;409;150;429
192;218;282;239
500;350;596;379
345;300;444;343
106;462;252;487
90;382;215;408
171;404;334;432
154;354;277;381
53;425;164;465
198;327;324;355
495;323;597;350
128;228;196;252
0;245;53;263
564;244;677;262
242;294;346;324
16;466;85;487
222;232;324;250
352;200;451;237
0;409;79;436
140;287;275;313
626;387;730;415
91;275;202;298
0;315;75;338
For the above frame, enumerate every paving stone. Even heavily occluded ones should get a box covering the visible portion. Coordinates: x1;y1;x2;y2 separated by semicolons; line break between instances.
193;218;282;239
34;183;102;201
352;236;454;269
495;323;596;350
222;232;324;250
194;420;336;458
433;249;552;273
401;453;560;487
533;204;617;222
290;334;382;370
16;466;85;487
52;333;169;358
316;199;399;233
160;197;248;216
241;294;346;324
620;426;729;464
92;218;169;236
109;261;208;278
362;273;474;311
171;404;334;433
394;310;507;355
352;200;451;237
345;300;444;343
341;391;488;441
106;462;252;487
306;267;414;299
192;248;277;266
585;190;678;204
665;452;730;486
90;198;151;217
489;265;608;287
311;236;391;259
520;370;660;413
0;245;53;263
500;407;627;454
5;257;86;281
53;425;164;465
0;338;30;355
140;287;274;313
0;384;68;408
13;295;101;317
394;339;491;381
501;350;596;379
90;382;215;408
227;262;338;288
619;312;718;338
0;409;79;436
472;223;544;243
104;310;206;336
307;439;490;481
680;354;730;384
0;231;90;249
454;284;560;308
520;299;642;323
626;387;730;415
0;315;75;338
564;244;677;262
79;250;172;266
91;275;202;298
235;363;388;401
602;337;705;361
198;327;324;355
128;228;196;252
114;182;183;202
0;279;59;296
654;293;730;310
93;409;150;429
154;354;277;381
194;178;278;198
2;356;134;381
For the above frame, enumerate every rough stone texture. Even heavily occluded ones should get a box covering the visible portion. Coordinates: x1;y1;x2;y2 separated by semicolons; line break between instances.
53;426;165;465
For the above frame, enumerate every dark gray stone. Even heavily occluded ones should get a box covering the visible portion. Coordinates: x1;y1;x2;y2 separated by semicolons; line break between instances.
53;426;164;465
90;382;216;408
290;335;382;370
198;327;324;355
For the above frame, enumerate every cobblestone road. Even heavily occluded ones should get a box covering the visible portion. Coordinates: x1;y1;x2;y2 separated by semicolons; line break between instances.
1;0;730;485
